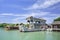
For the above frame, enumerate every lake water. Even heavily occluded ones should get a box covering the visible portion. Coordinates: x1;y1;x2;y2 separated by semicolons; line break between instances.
0;28;60;40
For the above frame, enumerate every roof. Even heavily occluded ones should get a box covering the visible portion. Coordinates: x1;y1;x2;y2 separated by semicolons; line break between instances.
52;21;60;25
26;16;46;21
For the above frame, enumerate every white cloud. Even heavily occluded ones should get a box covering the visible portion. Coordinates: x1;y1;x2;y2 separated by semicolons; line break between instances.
0;0;60;24
22;0;60;24
0;13;35;17
0;12;60;24
24;0;60;10
43;13;60;24
0;13;25;17
12;17;27;24
33;12;49;17
12;18;20;23
11;12;49;23
0;13;13;16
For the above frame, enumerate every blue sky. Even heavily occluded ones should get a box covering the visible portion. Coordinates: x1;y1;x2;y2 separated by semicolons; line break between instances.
0;0;60;24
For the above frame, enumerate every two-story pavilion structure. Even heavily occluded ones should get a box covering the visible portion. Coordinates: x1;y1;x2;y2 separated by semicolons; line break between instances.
26;16;47;30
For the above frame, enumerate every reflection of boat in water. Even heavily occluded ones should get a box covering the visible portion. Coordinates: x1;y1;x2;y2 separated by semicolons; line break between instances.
47;28;52;32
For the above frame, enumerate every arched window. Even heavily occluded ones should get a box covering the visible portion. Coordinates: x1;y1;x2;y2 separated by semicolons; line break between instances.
31;20;33;22
38;21;40;23
27;20;30;23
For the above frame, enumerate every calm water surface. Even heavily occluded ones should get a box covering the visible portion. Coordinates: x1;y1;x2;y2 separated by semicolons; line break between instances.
0;28;60;40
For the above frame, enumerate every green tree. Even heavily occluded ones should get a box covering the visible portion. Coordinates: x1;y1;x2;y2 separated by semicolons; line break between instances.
25;24;29;28
9;24;15;27
54;17;60;21
0;23;8;27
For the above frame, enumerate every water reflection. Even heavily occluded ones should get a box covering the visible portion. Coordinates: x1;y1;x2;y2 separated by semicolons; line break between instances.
45;31;60;40
0;28;60;40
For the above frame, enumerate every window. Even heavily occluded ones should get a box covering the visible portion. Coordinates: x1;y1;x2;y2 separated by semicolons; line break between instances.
27;20;30;22
31;20;33;22
38;21;40;23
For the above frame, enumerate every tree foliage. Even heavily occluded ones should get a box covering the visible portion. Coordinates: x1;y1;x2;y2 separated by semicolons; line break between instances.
25;24;29;28
0;23;16;28
0;23;8;27
54;17;60;21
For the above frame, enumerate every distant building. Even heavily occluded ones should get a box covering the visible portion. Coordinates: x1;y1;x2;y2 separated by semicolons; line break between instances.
51;21;60;31
52;21;60;28
26;16;47;29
